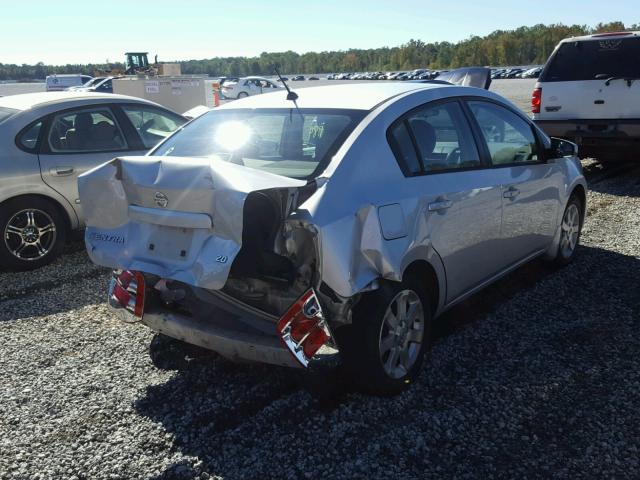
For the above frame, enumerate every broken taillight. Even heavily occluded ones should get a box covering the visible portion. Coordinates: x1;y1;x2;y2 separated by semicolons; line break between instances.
277;289;334;367
108;270;145;322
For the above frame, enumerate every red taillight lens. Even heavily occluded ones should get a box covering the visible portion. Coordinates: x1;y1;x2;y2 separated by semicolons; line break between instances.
113;282;131;307
133;271;145;317
531;87;542;114
302;328;329;359
118;270;134;289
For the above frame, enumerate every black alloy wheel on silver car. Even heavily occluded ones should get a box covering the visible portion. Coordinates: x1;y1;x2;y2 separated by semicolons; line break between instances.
237;92;249;98
0;197;66;271
344;278;432;396
551;194;583;267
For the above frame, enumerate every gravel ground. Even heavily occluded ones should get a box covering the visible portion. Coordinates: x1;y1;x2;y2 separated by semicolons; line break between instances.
1;161;639;480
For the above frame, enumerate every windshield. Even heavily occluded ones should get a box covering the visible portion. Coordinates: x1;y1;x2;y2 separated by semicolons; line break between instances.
152;108;366;179
542;37;640;82
0;106;18;124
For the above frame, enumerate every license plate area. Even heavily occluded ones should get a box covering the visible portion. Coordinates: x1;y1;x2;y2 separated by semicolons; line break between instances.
143;224;194;261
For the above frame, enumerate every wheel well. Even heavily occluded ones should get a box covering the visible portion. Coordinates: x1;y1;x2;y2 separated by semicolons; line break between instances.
0;194;72;233
570;184;587;222
402;260;439;315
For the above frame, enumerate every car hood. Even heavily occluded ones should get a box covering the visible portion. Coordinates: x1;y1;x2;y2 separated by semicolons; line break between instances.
79;156;306;289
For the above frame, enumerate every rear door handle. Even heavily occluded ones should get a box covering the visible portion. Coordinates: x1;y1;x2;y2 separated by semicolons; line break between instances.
503;187;520;199
51;166;75;176
428;199;452;212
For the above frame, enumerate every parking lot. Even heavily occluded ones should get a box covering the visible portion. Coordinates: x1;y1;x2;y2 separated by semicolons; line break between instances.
1;80;639;479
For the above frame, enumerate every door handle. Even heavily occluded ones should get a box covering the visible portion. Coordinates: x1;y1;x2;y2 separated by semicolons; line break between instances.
428;199;452;212
503;187;520;199
51;166;75;176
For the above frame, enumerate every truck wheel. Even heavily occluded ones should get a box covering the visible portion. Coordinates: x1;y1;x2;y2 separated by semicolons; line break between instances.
345;279;432;396
0;197;67;271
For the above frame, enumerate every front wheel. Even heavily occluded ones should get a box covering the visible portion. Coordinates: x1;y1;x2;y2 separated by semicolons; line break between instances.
550;195;583;266
0;197;67;271
343;280;431;396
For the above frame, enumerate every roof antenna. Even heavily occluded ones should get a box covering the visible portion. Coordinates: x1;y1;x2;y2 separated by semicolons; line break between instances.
274;65;298;101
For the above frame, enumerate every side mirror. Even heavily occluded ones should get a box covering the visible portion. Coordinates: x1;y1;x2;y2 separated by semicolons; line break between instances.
549;137;578;158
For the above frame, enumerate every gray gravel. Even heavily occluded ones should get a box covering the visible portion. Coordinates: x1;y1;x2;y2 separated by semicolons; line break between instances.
1;161;639;480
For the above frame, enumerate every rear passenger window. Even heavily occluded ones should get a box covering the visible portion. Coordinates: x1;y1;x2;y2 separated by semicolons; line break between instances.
468;101;538;165
406;101;480;172
388;121;421;175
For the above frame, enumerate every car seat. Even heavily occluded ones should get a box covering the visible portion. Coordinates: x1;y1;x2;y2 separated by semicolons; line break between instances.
65;112;94;150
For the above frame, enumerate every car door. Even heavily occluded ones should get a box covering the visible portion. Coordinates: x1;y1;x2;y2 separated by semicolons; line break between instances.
389;100;505;302
466;99;562;264
37;105;147;221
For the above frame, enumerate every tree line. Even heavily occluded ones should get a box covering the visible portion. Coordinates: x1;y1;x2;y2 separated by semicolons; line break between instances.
1;21;637;81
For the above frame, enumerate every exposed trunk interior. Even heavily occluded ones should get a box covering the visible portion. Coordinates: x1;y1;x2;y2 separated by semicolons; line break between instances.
222;186;320;316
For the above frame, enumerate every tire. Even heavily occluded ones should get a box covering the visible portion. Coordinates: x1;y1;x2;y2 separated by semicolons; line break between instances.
342;279;432;396
0;197;67;271
237;91;249;98
550;194;583;267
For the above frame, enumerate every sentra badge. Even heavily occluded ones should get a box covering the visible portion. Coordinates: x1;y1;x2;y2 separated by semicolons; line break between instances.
91;233;125;244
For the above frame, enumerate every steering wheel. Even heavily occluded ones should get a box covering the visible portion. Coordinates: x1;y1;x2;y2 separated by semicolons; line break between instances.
445;147;462;166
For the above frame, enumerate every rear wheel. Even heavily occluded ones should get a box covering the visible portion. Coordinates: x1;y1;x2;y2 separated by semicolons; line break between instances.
0;197;67;271
344;279;431;396
237;91;249;98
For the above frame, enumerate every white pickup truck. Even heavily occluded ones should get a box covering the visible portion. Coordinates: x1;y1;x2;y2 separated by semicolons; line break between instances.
533;31;640;162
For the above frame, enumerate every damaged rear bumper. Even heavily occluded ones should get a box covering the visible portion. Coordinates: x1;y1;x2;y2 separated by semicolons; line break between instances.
107;271;340;370
141;307;303;369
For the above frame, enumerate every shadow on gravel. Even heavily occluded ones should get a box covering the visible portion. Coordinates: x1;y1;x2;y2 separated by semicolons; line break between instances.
135;245;640;479
582;160;640;197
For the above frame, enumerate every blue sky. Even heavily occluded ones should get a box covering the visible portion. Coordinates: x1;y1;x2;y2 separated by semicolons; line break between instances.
1;0;637;64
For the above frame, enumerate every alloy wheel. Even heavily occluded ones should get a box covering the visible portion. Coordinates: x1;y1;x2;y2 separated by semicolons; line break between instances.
378;289;425;379
4;209;57;261
560;203;580;258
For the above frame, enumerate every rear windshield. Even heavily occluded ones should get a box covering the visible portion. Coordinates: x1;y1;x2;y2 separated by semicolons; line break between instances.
152;108;366;179
541;37;640;82
0;107;18;124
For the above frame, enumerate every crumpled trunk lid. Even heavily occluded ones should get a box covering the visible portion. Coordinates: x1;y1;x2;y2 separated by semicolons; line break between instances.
79;156;305;290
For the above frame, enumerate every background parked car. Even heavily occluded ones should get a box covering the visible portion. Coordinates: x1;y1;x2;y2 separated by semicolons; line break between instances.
73;76;121;93
533;30;640;162
0;92;187;270
291;75;305;81
67;77;106;91
46;74;93;92
220;76;281;99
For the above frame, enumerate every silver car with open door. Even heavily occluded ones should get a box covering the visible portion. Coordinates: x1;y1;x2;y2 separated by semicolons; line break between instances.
80;72;586;395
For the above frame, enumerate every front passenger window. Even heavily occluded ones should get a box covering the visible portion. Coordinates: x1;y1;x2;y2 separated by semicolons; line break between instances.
468;101;538;165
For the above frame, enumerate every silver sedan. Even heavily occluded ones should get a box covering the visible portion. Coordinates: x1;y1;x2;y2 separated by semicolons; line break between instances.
0;92;187;270
80;78;587;395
